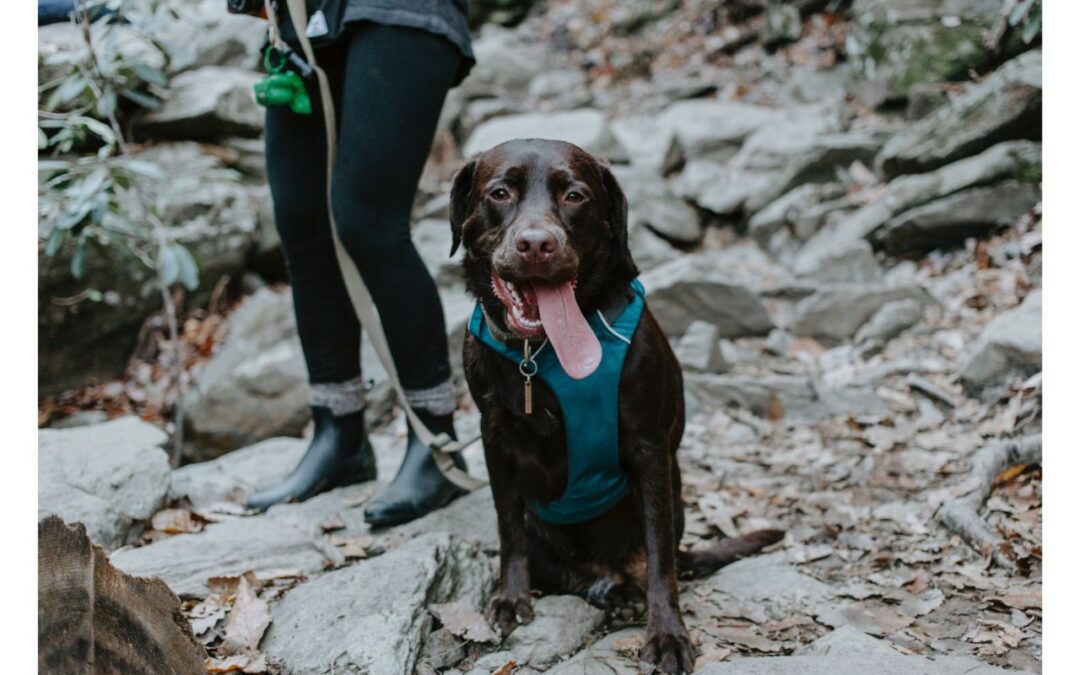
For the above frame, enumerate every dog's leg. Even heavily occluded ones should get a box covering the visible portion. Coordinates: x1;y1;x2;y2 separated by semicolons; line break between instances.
635;449;695;673
483;432;534;637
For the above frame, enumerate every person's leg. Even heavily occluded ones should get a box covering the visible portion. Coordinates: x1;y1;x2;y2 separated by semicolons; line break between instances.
329;22;464;525
247;41;376;510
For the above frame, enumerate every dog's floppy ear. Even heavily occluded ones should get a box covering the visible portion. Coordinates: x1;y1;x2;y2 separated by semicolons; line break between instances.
596;160;639;280
449;159;476;257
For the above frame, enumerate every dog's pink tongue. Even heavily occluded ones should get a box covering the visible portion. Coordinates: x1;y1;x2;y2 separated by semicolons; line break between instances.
534;281;601;379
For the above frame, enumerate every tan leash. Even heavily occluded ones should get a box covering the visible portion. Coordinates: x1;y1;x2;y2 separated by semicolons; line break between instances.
270;0;486;490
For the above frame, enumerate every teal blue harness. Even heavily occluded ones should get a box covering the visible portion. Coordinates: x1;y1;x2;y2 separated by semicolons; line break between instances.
468;279;647;525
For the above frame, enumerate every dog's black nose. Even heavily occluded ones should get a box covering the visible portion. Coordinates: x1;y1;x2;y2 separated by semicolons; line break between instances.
515;228;558;264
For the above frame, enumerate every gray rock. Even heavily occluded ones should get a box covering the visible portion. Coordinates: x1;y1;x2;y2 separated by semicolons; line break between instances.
793;141;1041;273
527;69;591;108
698;552;832;606
960;289;1041;390
795;625;901;657
629;224;681;271
785;284;933;340
158;0;266;74
905;82;953;120
261;534;495;675
134;66;262;141
459;98;525;140
396;488;499;552
413;218;464;286
609;115;684;173
168;437;306;507
183;288;311;457
748;183;847;247
674;321;727;373
220;136;268;180
463;109;624;161
456;25;547;100
612;166;703;245
878;50;1042;177
659;100;781;161
471;651;523;673
503;595;606;669
855;298;925;343
641;252;776;338
684;374;887;423
798;240;883;284
547;627;644;675
674;107;878;217
871;181;1040;254
673;160;774;216
110;509;338;597
418;628;466;671
846;0;1006;107
762;3;802;46
39;417;171;551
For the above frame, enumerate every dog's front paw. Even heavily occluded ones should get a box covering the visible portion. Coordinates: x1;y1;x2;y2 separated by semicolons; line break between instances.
641;624;695;674
486;593;534;637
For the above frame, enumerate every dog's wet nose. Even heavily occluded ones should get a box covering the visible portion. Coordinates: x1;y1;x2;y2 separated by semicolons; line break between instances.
515;228;558;264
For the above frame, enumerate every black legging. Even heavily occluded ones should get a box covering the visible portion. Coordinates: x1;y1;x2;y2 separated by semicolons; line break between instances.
265;22;459;396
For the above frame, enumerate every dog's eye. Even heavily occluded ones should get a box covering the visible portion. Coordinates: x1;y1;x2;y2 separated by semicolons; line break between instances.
490;188;510;201
565;191;586;204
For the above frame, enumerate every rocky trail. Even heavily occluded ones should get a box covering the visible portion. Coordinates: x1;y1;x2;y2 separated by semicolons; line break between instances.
38;0;1041;673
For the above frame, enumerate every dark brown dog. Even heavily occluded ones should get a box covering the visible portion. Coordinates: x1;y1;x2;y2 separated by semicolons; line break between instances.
451;139;782;673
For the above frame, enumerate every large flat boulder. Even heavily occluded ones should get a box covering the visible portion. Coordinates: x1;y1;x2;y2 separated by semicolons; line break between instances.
792;141;1041;275
878;50;1041;177
870;181;1040;254
110;509;341;598
260;533;495;674
784;284;934;340
39;418;171;551
641;248;784;338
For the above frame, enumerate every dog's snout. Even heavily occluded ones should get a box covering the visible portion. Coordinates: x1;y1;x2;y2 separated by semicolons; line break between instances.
514;228;559;264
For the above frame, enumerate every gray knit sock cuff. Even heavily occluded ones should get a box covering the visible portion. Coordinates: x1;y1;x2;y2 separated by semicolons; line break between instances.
404;379;456;416
309;375;366;416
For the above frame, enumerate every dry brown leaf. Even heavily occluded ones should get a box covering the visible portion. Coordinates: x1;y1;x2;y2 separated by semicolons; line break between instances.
430;602;498;643
331;535;374;559
219;575;272;656
320;514;346;532
611;633;643;657
988;588;1041;611
151;508;205;534
994;464;1029;485
763;393;786;422
491;660;517;675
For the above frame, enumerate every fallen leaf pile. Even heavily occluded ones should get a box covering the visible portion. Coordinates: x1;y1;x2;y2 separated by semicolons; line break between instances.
183;570;305;674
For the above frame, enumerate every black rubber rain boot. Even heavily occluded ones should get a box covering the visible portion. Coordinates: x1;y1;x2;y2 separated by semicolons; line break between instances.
363;410;466;527
246;406;376;511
